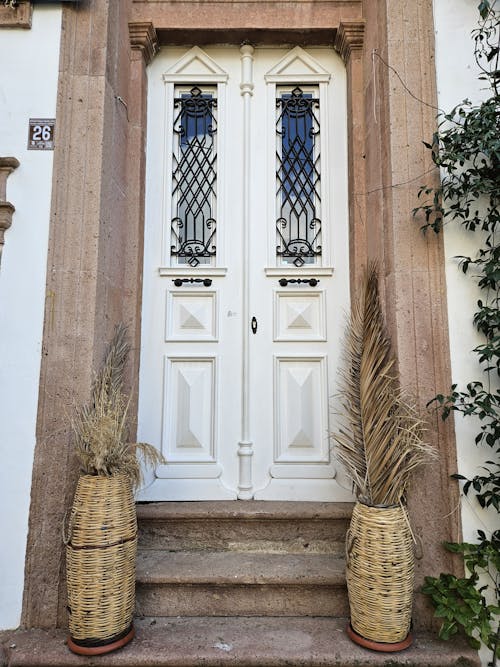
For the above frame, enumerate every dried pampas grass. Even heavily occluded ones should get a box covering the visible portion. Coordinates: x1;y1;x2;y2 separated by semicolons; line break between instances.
73;323;165;490
333;264;434;506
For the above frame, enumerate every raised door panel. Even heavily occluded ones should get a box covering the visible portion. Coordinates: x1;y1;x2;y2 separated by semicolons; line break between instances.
163;356;217;464
274;290;326;341
166;290;218;341
271;356;333;479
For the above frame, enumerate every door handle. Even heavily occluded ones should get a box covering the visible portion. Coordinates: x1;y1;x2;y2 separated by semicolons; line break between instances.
251;316;257;334
278;278;320;287
172;277;212;287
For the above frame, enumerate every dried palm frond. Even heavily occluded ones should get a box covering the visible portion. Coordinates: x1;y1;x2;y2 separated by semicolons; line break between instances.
333;264;434;506
73;324;165;489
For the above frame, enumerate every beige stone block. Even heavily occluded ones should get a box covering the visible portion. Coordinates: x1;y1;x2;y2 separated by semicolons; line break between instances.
23;0;136;630
111;109;129;193
0;0;31;28
135;551;348;617
137;583;349;617
130;0;362;31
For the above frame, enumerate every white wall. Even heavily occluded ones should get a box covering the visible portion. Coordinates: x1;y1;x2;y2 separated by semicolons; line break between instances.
433;2;497;664
0;6;61;630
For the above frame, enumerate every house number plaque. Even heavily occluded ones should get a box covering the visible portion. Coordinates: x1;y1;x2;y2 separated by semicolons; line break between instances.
28;119;55;150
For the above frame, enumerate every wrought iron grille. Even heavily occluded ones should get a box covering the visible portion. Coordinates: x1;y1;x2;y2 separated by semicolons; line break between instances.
171;86;217;266
276;87;321;266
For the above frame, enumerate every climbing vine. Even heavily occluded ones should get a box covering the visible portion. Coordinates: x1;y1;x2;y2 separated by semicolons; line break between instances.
414;2;499;664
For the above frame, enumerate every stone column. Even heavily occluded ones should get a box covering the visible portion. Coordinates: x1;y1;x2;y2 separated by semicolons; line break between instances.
22;0;137;629
362;0;462;630
334;21;366;295
126;22;158;397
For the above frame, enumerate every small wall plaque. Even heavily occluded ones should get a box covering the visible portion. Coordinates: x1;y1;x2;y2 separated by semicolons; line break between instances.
28;118;55;150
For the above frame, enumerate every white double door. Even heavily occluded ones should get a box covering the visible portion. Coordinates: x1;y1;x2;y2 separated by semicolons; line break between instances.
138;45;351;501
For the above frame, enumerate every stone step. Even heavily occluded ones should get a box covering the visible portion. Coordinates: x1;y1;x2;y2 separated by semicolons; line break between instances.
135;551;348;617
136;501;353;555
2;617;480;666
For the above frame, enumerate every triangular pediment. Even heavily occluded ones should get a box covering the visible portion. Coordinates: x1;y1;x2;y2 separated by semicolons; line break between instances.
163;46;228;83
265;46;331;83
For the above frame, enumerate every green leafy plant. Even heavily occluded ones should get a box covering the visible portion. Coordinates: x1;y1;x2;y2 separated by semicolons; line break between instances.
414;1;499;663
422;532;500;654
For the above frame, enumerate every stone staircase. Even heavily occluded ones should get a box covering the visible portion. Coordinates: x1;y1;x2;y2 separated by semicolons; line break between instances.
135;501;350;619
1;500;481;666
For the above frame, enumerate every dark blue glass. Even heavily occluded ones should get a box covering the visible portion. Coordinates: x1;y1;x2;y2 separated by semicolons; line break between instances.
276;87;321;266
171;87;217;266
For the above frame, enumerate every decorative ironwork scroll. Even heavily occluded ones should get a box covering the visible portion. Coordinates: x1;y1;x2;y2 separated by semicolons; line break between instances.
171;86;217;266
276;87;321;267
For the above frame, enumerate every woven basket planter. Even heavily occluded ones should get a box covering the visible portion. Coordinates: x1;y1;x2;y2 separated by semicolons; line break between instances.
345;500;414;650
65;474;137;655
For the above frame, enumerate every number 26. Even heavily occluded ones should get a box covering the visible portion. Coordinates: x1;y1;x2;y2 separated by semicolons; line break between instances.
33;125;52;141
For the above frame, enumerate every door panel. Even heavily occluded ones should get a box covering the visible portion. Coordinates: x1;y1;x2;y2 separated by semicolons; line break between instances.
274;356;329;462
166;290;218;341
274;290;326;342
164;356;217;462
138;45;352;501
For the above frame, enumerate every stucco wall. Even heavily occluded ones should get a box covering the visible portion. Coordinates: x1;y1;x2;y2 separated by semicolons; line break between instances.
433;1;497;664
0;6;61;630
434;0;497;540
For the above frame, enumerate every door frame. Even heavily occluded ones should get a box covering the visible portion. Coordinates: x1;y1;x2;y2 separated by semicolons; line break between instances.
23;2;462;632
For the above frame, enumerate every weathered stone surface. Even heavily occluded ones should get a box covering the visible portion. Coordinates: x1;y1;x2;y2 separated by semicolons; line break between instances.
1;617;480;666
0;1;31;29
136;551;347;617
136;502;350;617
130;0;362;32
138;583;349;618
22;0;144;629
137;502;352;554
360;0;462;631
138;501;353;521
137;551;345;585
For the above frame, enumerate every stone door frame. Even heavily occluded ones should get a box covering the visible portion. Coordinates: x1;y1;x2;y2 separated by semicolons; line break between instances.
22;0;460;631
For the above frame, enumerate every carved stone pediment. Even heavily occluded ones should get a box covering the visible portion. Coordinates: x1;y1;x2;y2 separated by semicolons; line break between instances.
0;157;20;265
0;1;32;29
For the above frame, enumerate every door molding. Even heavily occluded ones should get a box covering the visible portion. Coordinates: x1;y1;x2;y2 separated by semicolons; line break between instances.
237;44;255;499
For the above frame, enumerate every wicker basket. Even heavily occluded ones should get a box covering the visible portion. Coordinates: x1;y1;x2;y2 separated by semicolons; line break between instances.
345;500;414;646
65;474;137;654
